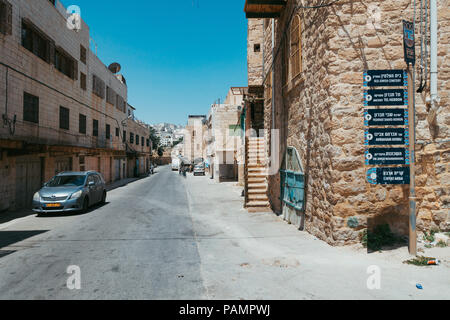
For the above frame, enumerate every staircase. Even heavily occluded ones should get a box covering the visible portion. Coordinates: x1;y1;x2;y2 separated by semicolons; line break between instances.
245;137;271;212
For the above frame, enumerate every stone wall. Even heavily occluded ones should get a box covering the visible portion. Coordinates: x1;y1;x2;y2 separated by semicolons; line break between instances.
261;0;449;245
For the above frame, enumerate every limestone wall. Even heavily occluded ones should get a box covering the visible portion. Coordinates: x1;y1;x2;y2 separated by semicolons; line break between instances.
262;0;449;245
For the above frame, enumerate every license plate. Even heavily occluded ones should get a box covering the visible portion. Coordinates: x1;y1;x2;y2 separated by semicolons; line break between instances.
46;203;62;208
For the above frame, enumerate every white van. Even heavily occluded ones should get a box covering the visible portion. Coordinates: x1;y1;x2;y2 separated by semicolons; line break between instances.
171;158;181;171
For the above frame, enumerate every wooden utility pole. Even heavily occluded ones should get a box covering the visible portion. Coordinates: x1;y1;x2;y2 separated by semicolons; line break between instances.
407;66;417;256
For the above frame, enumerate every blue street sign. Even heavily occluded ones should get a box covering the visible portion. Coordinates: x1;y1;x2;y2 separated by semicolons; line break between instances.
363;70;408;87
364;109;409;126
365;148;410;165
365;128;409;146
364;89;408;106
367;167;410;185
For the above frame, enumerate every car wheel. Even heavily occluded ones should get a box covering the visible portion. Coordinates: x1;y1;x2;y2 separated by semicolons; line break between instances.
82;197;89;213
100;191;107;205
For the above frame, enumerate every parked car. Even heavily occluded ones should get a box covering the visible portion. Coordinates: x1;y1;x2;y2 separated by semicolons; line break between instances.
32;171;107;214
193;163;206;176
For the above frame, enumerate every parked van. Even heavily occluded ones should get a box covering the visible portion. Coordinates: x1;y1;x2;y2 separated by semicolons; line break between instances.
171;158;181;171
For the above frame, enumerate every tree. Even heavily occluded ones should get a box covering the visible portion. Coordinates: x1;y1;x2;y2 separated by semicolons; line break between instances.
157;146;164;157
149;127;160;151
172;137;184;147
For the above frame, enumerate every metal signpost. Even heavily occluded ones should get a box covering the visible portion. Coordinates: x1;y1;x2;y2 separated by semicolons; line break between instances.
403;20;417;256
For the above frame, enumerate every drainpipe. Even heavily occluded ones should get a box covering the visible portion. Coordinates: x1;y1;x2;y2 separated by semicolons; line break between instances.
429;0;438;107
271;18;275;133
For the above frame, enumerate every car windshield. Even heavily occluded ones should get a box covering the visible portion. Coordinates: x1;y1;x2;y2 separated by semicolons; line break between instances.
47;175;86;187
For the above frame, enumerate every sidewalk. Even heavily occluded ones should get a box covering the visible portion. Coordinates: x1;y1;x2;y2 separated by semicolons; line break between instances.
184;173;450;300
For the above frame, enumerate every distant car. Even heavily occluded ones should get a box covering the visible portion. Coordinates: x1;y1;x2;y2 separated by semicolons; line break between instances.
172;158;181;171
193;163;205;176
32;171;107;214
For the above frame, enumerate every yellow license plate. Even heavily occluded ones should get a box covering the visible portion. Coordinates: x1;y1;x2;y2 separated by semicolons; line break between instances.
46;203;62;208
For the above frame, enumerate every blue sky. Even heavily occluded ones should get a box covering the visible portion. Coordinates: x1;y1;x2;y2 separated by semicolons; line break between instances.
61;0;248;126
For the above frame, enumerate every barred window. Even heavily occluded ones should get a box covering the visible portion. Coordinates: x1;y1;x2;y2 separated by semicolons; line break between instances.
141;137;144;146
289;15;302;79
59;106;70;130
55;47;77;80
130;132;134;144
106;87;116;106
21;19;54;64
93;119;99;137
79;114;86;134
106;124;111;140
92;75;105;99
0;0;12;36
80;72;87;90
80;45;87;64
116;95;125;112
136;135;140;146
23;92;39;124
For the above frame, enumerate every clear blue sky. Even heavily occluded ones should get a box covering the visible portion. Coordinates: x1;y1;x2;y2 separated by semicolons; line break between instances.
61;0;248;126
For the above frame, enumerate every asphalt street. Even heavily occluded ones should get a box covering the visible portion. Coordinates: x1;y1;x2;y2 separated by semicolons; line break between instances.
0;166;206;299
0;165;449;300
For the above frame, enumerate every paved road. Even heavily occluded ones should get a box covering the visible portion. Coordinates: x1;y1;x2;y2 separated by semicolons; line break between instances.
0;165;449;300
0;166;206;299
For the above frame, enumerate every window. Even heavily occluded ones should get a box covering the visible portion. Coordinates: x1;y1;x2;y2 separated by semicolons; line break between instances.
93;119;99;137
115;127;119;137
21;19;54;63
289;15;302;79
146;139;150;147
141;137;144;146
130;132;134;144
116;95;125;112
80;72;86;90
229;125;241;137
123;130;126;143
23;92;39;124
106;87;116;106
92;75;105;99
106;124;111;140
0;0;12;36
55;47;77;80
254;43;260;53
80;45;87;64
59;106;70;130
79;114;86;134
136;135;140;146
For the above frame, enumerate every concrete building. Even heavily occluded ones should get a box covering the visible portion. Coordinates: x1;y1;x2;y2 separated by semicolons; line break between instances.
183;115;206;164
244;0;449;245
0;0;151;211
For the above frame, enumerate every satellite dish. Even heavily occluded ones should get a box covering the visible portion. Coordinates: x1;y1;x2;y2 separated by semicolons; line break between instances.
108;62;121;74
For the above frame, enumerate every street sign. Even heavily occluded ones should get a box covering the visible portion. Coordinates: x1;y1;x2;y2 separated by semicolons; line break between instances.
363;70;408;87
365;148;410;165
364;89;408;106
365;128;409;146
364;109;409;126
403;20;416;66
366;167;410;185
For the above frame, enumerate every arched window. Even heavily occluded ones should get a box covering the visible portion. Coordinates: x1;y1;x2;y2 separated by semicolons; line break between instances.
290;15;302;78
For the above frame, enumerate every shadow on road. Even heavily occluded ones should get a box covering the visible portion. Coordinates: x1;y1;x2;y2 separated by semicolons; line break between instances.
0;230;49;259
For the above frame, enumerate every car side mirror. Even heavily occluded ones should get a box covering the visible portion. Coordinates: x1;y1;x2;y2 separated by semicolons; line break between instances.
88;181;95;187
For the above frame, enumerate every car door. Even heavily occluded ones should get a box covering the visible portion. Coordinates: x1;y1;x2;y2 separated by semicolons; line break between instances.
93;175;102;204
86;175;97;205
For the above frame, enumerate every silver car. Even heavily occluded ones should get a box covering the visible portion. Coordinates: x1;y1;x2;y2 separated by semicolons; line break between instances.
32;171;107;214
193;163;206;176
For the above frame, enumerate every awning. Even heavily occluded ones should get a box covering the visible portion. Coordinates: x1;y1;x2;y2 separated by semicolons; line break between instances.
244;0;287;18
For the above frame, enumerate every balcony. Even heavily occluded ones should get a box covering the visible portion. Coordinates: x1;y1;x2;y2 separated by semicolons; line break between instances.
244;0;287;18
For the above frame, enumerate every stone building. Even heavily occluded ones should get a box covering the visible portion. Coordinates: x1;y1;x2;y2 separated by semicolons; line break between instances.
204;87;246;183
0;0;152;211
243;0;449;245
183;115;207;164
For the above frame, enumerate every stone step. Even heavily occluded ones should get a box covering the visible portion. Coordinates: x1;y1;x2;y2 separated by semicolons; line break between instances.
248;194;269;201
248;177;266;184
246;200;270;207
248;182;267;189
